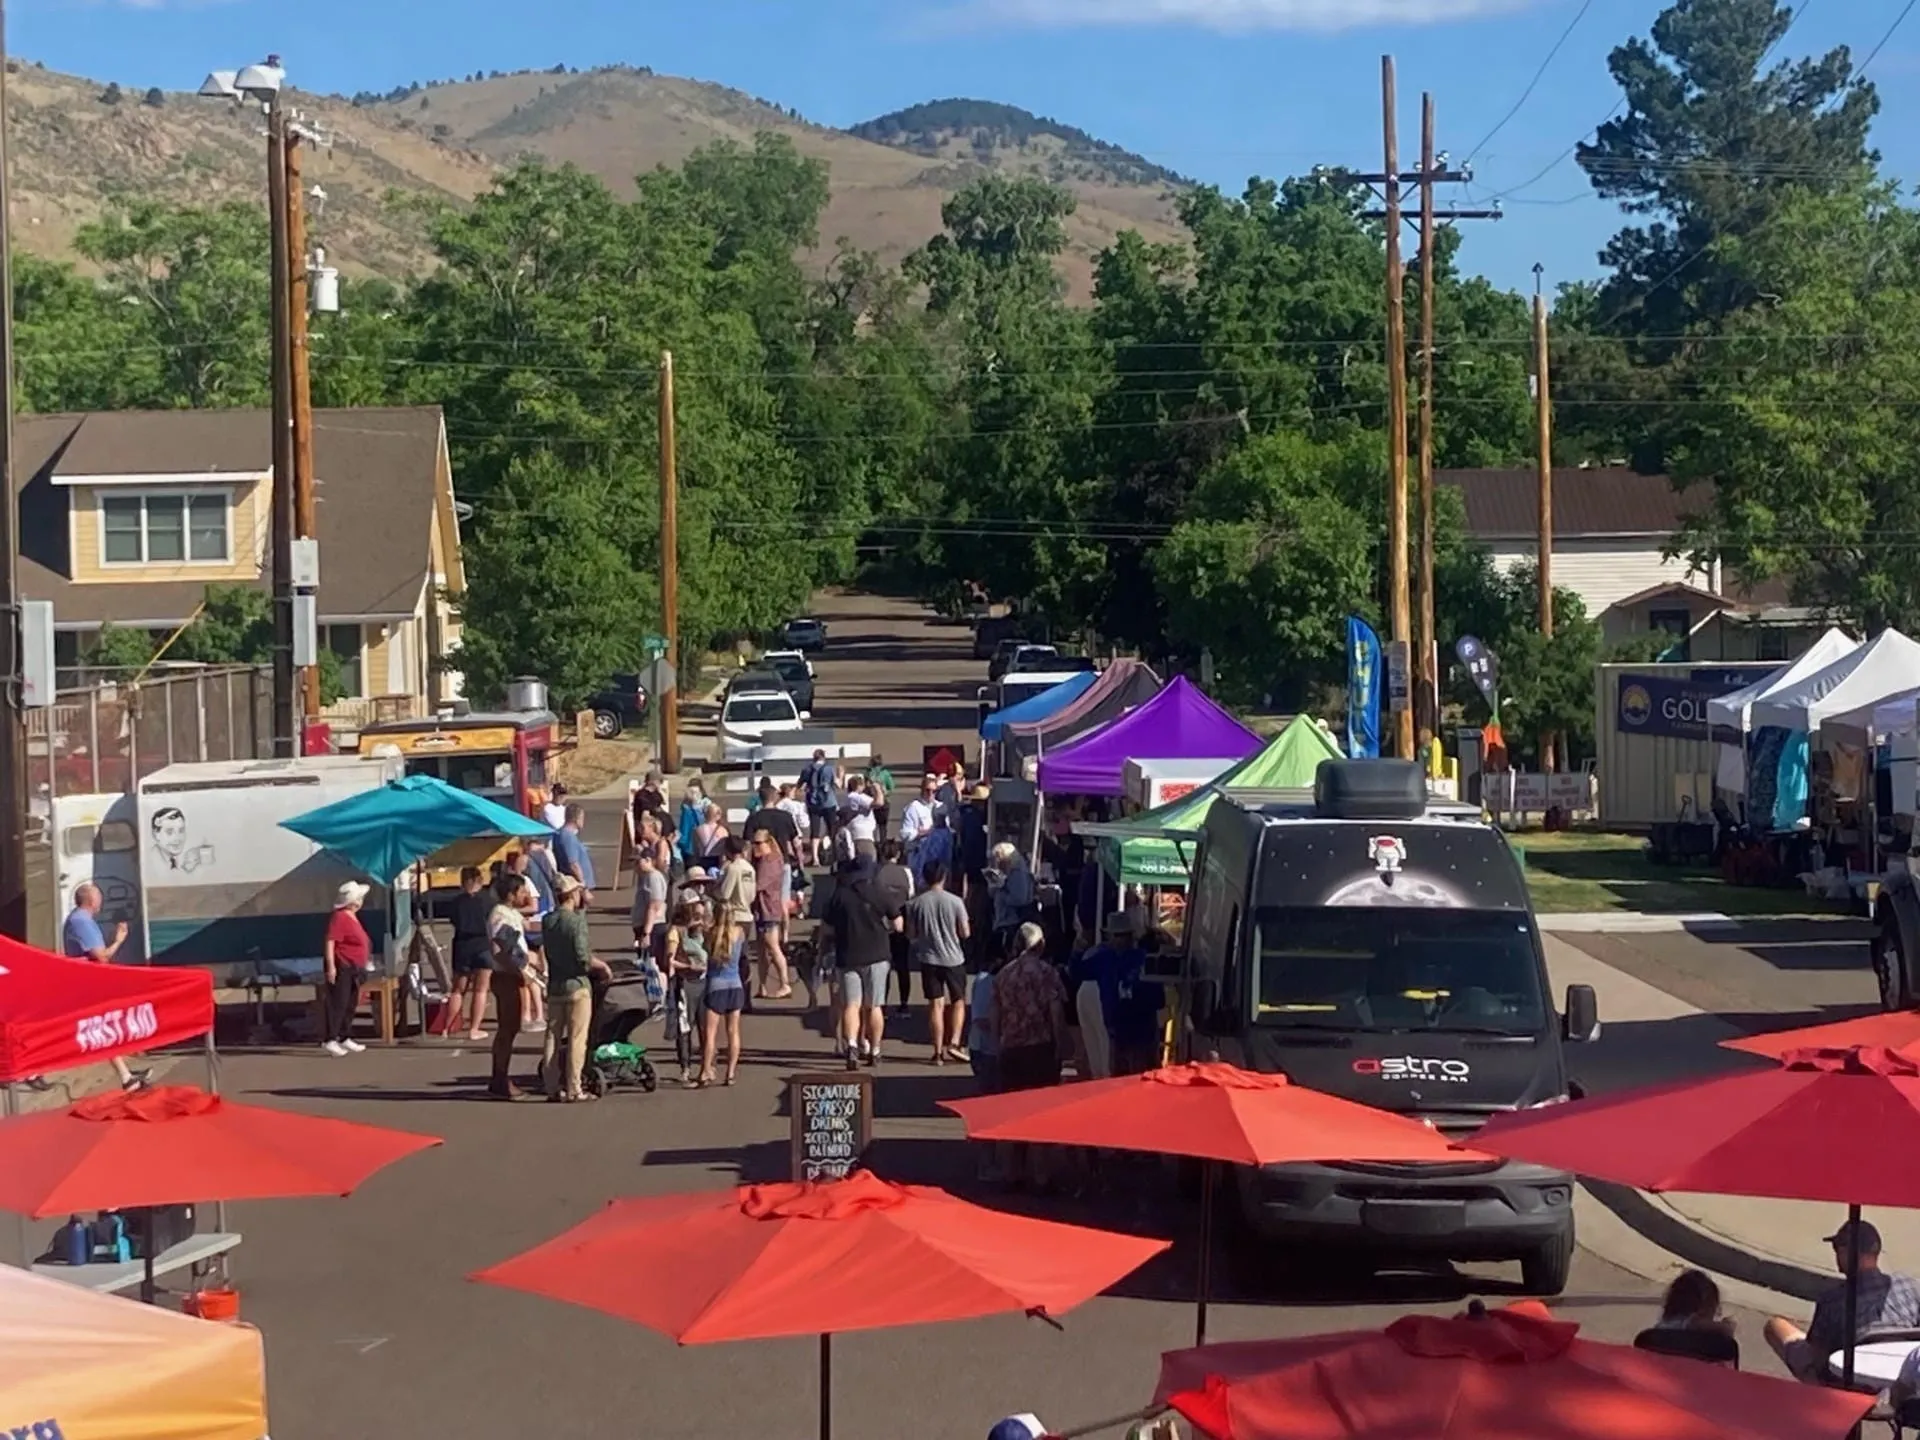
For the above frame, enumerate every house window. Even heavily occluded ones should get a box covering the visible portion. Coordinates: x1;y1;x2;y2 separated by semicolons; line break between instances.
100;493;229;565
1757;628;1791;662
1649;607;1693;663
327;625;364;699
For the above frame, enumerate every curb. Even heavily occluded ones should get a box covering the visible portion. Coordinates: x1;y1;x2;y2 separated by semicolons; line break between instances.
1583;1179;1827;1305
1537;912;1740;934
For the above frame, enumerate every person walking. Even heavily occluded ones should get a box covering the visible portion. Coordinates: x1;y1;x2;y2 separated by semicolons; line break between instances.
551;805;596;894
662;902;708;1086
820;855;905;1070
697;913;745;1087
908;860;971;1063
60;884;148;1091
540;876;609;1101
677;780;707;861
868;754;894;836
750;831;794;1000
486;875;534;1099
874;838;915;1018
320;881;372;1057
630;846;669;959
693;801;729;862
633;769;669;831
800;748;840;867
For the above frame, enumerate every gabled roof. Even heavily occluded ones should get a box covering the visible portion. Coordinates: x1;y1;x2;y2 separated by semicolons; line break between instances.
13;407;450;626
1438;467;1706;541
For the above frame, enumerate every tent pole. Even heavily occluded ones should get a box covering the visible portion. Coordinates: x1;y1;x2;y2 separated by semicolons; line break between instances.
819;1332;832;1440
3;1082;24;1270
205;1032;230;1240
139;1206;156;1304
1196;1160;1215;1347
1843;1202;1861;1390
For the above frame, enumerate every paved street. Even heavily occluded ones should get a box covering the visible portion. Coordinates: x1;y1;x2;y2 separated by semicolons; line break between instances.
75;591;1849;1440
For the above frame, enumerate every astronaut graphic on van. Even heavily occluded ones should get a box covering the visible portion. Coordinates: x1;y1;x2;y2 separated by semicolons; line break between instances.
149;807;214;874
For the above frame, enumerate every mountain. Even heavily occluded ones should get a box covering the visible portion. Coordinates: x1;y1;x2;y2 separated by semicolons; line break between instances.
4;60;1186;302
850;99;1189;190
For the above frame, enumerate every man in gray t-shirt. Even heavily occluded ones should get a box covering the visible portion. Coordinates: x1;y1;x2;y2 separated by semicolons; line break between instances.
906;861;972;1062
630;850;669;955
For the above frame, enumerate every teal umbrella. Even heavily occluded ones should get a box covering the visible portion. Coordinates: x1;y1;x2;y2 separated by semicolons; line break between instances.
280;774;551;882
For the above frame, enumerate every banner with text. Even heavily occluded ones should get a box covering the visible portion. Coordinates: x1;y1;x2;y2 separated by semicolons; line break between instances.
1615;667;1777;741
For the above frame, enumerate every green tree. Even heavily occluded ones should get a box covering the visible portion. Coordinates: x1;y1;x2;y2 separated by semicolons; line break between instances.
166;586;347;703
86;624;158;671
13;254;157;412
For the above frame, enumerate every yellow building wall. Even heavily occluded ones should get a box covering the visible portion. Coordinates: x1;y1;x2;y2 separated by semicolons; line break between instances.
363;624;393;695
70;481;266;585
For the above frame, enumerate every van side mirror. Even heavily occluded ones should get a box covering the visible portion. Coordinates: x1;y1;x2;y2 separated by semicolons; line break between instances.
1563;983;1600;1043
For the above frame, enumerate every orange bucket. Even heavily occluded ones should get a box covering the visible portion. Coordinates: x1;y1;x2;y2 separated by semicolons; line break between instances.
185;1286;241;1322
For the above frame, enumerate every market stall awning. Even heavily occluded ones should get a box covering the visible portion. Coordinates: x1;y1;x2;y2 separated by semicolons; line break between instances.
1085;715;1345;886
979;670;1097;740
1749;628;1920;732
1000;660;1162;773
0;935;213;1083
0;1262;268;1440
1037;677;1261;797
280;773;550;881
1707;627;1858;733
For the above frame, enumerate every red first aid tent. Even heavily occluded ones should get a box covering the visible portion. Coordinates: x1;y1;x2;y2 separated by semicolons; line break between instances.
0;935;213;1084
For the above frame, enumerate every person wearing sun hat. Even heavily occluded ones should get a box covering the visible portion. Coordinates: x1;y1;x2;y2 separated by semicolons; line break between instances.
321;880;372;1057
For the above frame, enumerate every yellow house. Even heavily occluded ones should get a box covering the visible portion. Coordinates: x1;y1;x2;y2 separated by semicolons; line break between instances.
15;406;466;723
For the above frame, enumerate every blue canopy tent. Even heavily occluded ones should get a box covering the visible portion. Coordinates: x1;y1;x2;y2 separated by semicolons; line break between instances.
979;671;1099;740
280;773;551;882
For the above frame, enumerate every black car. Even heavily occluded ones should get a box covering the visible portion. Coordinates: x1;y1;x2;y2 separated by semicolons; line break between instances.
782;617;828;652
762;653;815;714
584;674;649;739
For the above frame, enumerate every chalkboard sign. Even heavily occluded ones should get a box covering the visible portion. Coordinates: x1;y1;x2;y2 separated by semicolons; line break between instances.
788;1073;873;1181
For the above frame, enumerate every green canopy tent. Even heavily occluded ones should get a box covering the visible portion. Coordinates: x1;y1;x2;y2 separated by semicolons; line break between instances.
1087;715;1345;888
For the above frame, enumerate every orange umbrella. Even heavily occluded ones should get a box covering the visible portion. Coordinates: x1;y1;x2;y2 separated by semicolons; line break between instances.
1723;1010;1920;1061
0;1085;440;1300
472;1169;1167;1440
942;1063;1493;1344
1154;1302;1874;1440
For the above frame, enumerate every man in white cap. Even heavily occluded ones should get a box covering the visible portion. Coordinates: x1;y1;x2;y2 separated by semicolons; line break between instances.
322;881;373;1056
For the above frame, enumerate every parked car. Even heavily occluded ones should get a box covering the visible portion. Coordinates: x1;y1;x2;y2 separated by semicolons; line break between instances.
718;687;804;762
989;642;1057;683
1009;648;1091;676
728;664;812;717
781;617;828;652
583;674;649;739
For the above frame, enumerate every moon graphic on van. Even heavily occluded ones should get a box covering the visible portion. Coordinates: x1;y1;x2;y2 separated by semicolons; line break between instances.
1322;874;1463;908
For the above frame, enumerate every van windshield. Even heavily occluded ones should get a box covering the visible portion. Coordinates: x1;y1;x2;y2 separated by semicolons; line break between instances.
1253;907;1546;1035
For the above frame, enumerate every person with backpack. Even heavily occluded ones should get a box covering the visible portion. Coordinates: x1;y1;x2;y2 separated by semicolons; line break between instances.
800;748;840;867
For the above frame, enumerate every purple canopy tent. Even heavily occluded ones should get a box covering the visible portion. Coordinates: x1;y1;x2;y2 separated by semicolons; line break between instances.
999;659;1163;775
1035;677;1262;797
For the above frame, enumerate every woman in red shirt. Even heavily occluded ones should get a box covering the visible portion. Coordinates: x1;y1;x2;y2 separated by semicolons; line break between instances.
323;881;372;1057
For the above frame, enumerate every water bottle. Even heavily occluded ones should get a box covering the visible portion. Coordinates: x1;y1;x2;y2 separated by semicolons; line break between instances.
62;1214;88;1266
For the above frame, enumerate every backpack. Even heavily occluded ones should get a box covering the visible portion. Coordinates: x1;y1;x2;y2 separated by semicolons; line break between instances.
805;760;836;812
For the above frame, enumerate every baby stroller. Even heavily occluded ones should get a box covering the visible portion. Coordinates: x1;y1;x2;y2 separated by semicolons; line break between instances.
581;965;661;1097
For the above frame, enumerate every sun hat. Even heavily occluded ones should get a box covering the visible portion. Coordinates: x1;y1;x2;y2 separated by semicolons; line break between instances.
334;881;370;909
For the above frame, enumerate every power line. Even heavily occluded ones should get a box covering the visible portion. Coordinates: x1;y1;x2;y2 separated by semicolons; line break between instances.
1464;0;1596;166
1857;0;1920;79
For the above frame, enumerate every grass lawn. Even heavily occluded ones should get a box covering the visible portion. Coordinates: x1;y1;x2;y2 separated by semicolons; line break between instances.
1513;829;1844;917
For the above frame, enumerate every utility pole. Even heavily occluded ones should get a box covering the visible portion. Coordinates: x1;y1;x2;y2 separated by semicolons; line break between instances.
0;0;27;941
1351;90;1501;765
658;351;680;773
266;93;296;759
286;132;319;727
1416;93;1439;755
1381;57;1414;762
1533;270;1556;773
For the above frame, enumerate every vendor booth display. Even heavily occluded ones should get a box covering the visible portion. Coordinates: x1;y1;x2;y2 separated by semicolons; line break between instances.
0;936;213;1085
0;1262;269;1440
1036;678;1260;798
979;671;1098;741
999;660;1161;776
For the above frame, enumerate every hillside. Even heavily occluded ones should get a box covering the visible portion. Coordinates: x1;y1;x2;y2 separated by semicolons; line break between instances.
851;98;1189;190
0;59;1186;303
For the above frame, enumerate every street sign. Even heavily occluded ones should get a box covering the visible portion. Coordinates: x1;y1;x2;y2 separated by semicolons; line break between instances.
1385;640;1411;714
642;633;669;660
641;658;676;699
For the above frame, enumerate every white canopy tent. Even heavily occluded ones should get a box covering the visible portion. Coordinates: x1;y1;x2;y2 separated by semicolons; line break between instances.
1706;627;1858;732
1821;684;1920;737
1749;628;1920;732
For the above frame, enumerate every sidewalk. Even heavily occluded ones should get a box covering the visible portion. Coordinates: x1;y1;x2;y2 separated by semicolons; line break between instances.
1543;935;1873;1304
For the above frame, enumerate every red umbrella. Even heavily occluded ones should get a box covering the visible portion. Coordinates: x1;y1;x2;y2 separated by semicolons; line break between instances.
1473;1044;1920;1387
1724;1010;1920;1061
1152;1302;1873;1440
0;1085;441;1299
472;1169;1167;1440
943;1063;1494;1344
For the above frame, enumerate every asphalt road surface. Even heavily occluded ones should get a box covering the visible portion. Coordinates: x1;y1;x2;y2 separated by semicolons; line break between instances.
113;593;1800;1440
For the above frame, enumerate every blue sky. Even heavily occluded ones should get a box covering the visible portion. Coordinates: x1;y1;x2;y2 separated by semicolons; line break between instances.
14;0;1920;295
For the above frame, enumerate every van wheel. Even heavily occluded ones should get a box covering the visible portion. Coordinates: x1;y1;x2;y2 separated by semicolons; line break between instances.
1875;912;1913;1012
1521;1230;1574;1296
